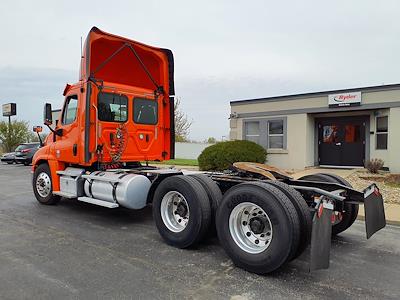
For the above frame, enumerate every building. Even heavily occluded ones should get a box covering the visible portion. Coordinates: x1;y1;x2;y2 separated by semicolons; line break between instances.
229;84;400;172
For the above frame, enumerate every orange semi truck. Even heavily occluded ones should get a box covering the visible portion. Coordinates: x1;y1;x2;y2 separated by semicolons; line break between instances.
32;27;386;274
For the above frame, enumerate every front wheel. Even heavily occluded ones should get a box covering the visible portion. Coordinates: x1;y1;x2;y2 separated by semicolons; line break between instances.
32;164;60;205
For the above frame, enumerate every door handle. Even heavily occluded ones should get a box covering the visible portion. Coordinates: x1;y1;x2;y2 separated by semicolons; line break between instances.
335;142;341;146
73;144;78;156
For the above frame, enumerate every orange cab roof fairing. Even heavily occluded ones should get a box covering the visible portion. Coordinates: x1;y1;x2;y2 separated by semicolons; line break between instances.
80;27;175;96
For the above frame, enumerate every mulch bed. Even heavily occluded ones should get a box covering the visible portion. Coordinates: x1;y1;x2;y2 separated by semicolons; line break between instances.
346;171;400;204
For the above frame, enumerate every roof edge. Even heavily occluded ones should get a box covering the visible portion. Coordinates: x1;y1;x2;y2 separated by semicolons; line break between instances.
231;83;400;105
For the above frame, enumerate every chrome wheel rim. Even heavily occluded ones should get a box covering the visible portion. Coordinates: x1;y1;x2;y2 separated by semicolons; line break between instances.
36;172;51;198
229;202;273;254
160;191;190;233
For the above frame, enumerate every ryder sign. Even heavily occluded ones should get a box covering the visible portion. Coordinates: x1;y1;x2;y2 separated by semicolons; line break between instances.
328;92;361;107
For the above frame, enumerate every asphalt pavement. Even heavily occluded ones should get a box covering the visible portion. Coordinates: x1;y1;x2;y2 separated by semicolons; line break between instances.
0;163;399;299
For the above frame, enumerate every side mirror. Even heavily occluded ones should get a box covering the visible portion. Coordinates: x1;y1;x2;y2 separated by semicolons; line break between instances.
33;126;44;147
44;103;53;126
33;126;43;133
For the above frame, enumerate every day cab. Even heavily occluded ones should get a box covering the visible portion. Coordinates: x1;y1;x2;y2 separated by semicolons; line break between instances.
32;27;175;193
30;27;387;276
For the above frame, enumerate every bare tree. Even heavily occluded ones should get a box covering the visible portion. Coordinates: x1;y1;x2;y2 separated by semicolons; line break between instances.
174;97;192;142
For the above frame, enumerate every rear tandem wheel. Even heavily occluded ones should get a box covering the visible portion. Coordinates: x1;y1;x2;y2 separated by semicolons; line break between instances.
152;175;212;248
298;173;359;235
215;182;301;274
263;181;312;260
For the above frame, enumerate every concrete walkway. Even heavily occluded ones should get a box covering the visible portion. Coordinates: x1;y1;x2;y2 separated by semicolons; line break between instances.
358;203;400;226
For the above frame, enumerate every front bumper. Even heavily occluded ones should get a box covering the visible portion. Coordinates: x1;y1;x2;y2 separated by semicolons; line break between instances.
15;157;30;164
1;157;15;163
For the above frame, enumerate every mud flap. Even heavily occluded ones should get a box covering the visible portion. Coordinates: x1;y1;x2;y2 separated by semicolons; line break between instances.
364;184;386;239
310;200;333;271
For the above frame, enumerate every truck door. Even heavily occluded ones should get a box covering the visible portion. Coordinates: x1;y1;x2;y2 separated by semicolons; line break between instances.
54;93;80;163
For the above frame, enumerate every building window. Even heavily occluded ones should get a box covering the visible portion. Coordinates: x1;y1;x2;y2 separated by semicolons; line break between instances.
244;121;260;143
267;119;284;149
244;118;286;150
376;116;388;150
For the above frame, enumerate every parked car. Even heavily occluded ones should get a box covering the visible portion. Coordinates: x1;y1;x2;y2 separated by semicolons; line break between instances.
1;152;16;164
15;143;41;166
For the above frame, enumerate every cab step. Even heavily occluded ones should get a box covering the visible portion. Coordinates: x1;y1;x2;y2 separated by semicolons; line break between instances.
77;196;119;208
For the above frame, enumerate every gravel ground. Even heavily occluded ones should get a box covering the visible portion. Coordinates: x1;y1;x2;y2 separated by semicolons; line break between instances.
346;171;400;204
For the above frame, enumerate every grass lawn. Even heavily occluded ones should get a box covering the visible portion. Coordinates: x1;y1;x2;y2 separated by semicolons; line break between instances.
145;158;199;166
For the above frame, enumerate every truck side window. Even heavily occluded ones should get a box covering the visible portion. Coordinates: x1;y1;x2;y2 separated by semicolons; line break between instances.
133;98;158;125
98;92;128;122
62;95;78;125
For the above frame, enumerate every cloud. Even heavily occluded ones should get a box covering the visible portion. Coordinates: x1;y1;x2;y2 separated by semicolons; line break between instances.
0;67;75;128
0;0;399;140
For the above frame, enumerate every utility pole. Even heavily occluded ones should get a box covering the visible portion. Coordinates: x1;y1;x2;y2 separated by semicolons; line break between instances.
8;116;11;141
2;103;17;151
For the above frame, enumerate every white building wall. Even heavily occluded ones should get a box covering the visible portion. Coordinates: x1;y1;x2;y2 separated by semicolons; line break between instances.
175;142;213;159
388;107;400;172
369;109;390;167
263;114;308;170
305;114;315;167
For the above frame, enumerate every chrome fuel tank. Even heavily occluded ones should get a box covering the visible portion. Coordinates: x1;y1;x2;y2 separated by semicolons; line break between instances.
83;171;151;209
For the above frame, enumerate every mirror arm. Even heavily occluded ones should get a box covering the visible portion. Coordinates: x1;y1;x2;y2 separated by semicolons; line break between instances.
45;124;63;138
36;132;43;147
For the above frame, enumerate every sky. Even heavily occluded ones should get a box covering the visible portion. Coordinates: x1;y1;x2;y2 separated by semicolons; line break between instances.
0;0;399;141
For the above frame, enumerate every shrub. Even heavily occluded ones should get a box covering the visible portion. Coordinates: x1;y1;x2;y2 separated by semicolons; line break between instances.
198;140;267;171
365;158;384;174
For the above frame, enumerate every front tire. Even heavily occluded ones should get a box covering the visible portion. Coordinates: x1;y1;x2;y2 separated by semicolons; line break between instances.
33;164;60;205
152;175;211;248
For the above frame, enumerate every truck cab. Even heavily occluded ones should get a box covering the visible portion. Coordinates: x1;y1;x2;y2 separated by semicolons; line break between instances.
33;27;175;192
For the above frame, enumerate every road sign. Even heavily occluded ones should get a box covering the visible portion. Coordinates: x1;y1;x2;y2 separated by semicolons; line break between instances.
2;103;17;117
